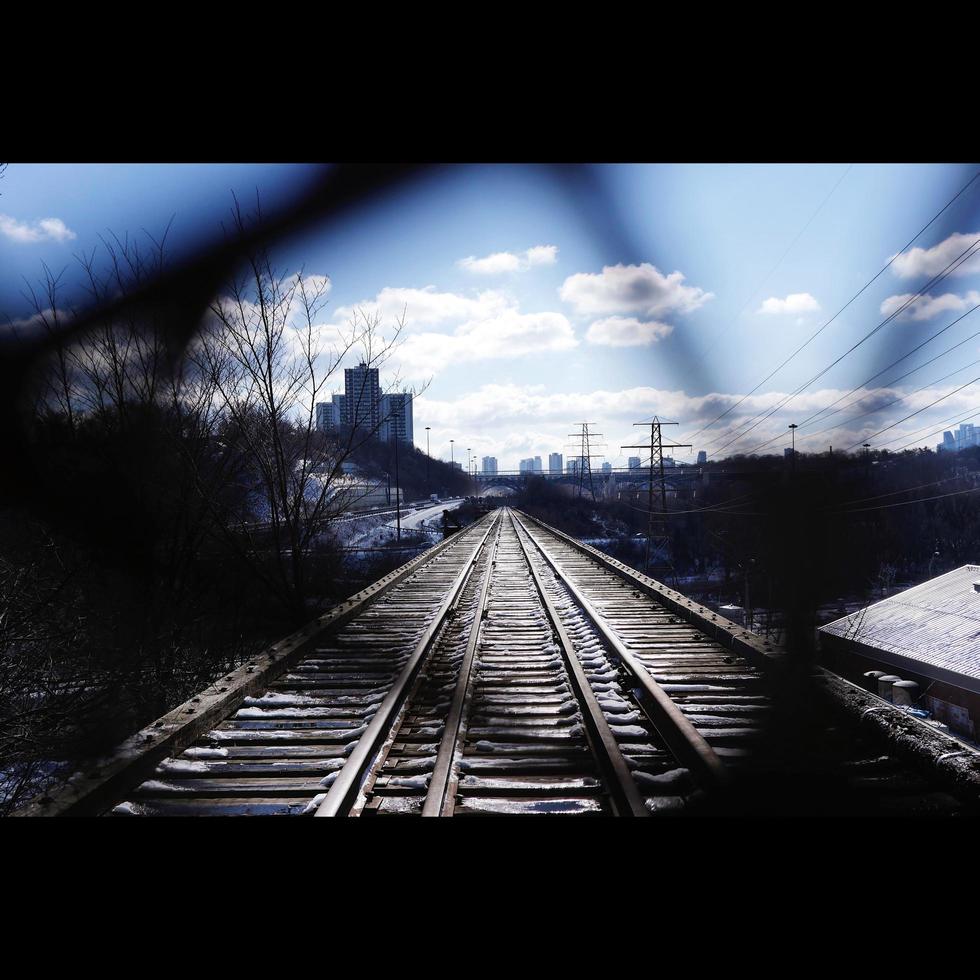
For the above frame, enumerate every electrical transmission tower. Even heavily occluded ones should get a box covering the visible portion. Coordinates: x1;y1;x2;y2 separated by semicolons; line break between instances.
622;417;690;582
565;423;606;501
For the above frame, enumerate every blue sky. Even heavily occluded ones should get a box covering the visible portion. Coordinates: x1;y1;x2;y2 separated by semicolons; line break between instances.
3;162;979;469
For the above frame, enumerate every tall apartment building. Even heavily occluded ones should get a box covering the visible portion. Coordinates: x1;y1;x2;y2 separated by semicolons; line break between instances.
697;450;707;465
344;362;380;432
601;461;612;474
628;456;641;470
315;392;348;432
566;458;581;475
549;452;563;474
482;456;498;475
380;392;414;444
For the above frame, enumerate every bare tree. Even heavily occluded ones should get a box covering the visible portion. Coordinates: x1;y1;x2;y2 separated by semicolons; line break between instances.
200;198;418;619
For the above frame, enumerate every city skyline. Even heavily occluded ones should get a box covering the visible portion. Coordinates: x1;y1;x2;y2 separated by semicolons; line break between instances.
5;164;980;471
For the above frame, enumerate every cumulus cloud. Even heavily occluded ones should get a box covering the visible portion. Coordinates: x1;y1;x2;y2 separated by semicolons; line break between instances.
0;213;76;244
889;231;980;279
559;262;712;318
393;310;577;375
414;380;980;468
585;316;673;347
879;290;980;322
756;292;820;315
327;285;577;378
332;286;511;329
525;245;558;266
457;244;559;275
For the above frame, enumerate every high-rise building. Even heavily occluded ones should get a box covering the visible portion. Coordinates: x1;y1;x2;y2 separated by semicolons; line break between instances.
380;392;413;444
628;456;641;470
697;450;707;465
955;423;979;451
316;393;348;431
601;461;612;474
344;362;380;432
482;456;498;475
549;452;563;474
533;456;542;473
566;458;581;475
450;461;463;471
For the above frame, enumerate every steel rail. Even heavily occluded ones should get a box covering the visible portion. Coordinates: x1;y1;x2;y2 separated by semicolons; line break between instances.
422;520;503;816
509;511;651;816
511;512;730;791
15;512;496;818
314;512;500;816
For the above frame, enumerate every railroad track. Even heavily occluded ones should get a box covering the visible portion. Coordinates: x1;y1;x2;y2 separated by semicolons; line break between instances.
20;509;980;816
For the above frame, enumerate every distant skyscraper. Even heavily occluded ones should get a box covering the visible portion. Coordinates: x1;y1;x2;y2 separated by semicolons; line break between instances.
344;362;380;432
567;458;581;475
628;456;641;470
601;462;612;474
697;450;707;465
380;392;413;444
549;452;563;474
316;393;348;431
482;456;498;475
533;455;542;473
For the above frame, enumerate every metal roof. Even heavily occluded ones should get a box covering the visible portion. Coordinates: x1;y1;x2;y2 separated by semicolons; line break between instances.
819;565;980;691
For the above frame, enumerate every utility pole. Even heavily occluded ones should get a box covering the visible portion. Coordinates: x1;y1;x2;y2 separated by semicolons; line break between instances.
394;427;401;541
450;439;454;468
425;426;431;497
622;417;690;581
566;423;605;501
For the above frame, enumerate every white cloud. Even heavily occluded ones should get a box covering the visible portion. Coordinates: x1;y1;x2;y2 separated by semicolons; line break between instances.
559;262;712;318
879;290;980;322
890;231;980;279
525;245;558;266
457;244;559;275
414;380;980;468
332;286;511;329
394;310;577;376
0;213;76;244
585;316;673;347
756;292;821;315
327;285;576;379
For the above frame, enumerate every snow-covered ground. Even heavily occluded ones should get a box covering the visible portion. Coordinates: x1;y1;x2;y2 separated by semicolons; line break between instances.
325;498;465;550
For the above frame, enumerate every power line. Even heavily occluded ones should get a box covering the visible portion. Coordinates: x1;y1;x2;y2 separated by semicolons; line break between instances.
800;354;980;443
651;164;854;428
709;237;980;459
798;303;980;430
684;168;980;449
842;373;980;452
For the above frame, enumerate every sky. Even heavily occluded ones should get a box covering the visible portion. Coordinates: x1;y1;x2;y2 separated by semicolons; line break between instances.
3;161;980;470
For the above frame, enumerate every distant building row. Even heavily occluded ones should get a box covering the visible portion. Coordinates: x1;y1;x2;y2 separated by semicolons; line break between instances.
937;423;980;454
315;363;413;445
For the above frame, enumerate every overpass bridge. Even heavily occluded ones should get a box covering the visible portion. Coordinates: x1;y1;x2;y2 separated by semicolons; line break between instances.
21;508;980;818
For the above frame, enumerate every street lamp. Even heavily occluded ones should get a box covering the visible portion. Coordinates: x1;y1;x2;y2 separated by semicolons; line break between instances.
425;426;431;497
788;423;798;475
450;439;454;466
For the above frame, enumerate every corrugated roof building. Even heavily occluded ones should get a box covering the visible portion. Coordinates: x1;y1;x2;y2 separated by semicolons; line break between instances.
819;565;980;739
